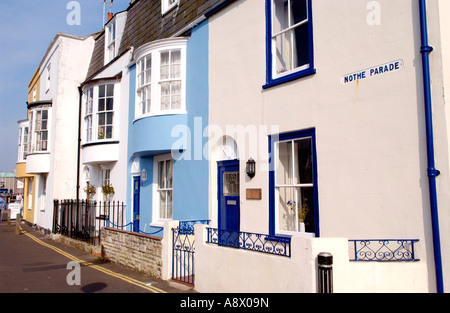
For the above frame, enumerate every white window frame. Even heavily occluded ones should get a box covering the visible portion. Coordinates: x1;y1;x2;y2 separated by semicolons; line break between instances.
152;153;173;226
83;83;117;144
274;136;315;237
134;38;187;120
106;19;116;63
161;0;179;15
84;88;94;142
34;109;49;152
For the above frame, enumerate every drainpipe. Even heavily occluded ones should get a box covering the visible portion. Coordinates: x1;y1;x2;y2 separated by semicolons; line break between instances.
418;0;444;293
76;87;82;204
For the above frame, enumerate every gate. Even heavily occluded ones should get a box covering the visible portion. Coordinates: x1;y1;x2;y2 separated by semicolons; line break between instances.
172;220;209;286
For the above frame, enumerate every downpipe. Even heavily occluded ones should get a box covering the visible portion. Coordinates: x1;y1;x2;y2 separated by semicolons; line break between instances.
418;0;444;293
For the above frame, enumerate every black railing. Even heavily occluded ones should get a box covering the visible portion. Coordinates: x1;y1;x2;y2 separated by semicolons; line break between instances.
53;199;125;245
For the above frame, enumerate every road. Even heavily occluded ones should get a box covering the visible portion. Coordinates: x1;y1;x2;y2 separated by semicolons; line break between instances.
0;218;194;293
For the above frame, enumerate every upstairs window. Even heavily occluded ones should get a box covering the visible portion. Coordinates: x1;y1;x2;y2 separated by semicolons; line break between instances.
106;20;116;63
134;38;187;119
160;50;181;111
83;84;116;143
35;109;48;152
97;84;114;140
264;0;315;88
85;88;93;142
161;0;179;15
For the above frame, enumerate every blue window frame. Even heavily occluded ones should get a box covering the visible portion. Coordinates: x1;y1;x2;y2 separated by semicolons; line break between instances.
264;0;315;89
269;129;319;237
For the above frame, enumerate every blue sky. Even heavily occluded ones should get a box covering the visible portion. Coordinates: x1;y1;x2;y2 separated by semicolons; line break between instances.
0;0;130;172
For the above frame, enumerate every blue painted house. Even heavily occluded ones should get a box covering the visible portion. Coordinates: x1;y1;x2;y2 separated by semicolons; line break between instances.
122;0;222;237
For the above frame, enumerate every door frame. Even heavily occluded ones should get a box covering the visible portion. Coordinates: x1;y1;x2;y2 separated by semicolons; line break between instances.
217;159;240;232
132;176;140;232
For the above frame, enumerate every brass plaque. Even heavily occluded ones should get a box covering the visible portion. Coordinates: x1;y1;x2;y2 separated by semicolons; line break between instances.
246;189;262;200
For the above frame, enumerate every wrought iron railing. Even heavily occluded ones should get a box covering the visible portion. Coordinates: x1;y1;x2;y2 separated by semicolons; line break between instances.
179;220;210;235
53;199;125;245
349;239;420;262
207;228;291;258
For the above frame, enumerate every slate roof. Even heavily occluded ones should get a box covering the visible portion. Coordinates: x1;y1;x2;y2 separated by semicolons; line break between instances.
84;0;231;82
119;0;223;54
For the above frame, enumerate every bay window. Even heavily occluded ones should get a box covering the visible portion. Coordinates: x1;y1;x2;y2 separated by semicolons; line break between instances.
83;84;116;143
35;109;48;152
97;84;114;140
135;38;187;119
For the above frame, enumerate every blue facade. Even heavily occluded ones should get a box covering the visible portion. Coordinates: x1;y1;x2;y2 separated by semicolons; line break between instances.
126;20;210;237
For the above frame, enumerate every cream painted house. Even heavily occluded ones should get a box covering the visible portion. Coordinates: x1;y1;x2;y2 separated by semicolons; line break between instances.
195;0;450;293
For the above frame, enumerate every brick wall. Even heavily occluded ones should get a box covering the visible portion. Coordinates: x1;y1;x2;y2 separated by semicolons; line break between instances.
101;227;163;278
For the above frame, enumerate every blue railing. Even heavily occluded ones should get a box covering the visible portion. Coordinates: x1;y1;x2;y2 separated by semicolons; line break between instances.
207;228;291;258
179;220;210;235
349;239;420;262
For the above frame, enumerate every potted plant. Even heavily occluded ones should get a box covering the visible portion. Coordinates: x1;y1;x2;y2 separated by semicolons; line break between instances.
84;184;96;201
287;200;309;232
102;183;115;200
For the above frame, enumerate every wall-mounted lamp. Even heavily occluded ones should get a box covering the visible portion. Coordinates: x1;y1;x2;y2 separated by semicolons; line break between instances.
246;158;256;179
141;169;147;183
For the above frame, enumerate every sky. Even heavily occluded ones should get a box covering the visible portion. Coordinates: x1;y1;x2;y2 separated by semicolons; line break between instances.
0;0;130;173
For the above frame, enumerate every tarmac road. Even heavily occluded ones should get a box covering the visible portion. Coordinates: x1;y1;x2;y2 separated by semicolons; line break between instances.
0;218;195;294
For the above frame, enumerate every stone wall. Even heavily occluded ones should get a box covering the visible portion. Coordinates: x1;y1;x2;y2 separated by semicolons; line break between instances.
101;227;163;278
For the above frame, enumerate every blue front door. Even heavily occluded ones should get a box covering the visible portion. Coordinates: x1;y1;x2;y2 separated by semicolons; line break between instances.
133;176;140;232
218;160;240;232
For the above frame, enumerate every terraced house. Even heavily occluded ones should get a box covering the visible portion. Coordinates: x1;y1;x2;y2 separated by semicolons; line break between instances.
16;0;450;293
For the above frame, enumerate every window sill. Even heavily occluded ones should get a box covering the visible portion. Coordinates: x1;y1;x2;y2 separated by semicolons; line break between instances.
133;110;187;124
263;68;316;89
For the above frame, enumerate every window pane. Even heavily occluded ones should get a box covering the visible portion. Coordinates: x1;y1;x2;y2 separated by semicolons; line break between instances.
277;186;314;232
293;23;310;68
158;161;165;189
99;85;105;98
106;112;113;125
159;191;166;218
171;50;181;79
294;138;312;184
274;31;293;74
107;84;114;97
98;99;105;112
223;171;239;196
166;190;173;219
291;0;308;25
276;141;293;185
166;160;173;188
106;98;114;111
160;52;170;80
98;113;105;125
106;126;113;139
273;0;289;34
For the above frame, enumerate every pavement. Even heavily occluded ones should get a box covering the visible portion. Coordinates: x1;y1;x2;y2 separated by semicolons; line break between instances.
0;217;196;294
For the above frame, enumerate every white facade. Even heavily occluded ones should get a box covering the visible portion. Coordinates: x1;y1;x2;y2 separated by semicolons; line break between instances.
203;0;450;292
26;33;95;231
80;11;130;204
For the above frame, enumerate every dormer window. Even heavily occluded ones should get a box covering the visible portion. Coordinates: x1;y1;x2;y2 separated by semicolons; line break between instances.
161;0;179;15
106;19;116;63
